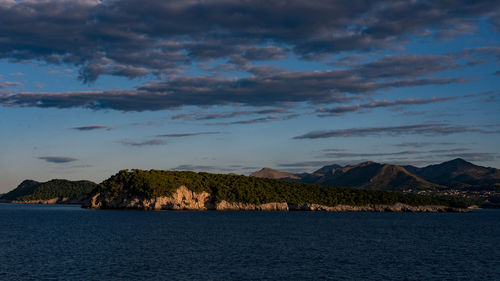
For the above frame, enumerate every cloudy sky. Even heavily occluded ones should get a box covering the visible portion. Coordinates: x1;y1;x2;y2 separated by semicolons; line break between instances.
1;0;500;191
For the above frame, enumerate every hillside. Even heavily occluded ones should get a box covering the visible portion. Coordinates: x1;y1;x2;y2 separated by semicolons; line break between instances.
272;162;439;191
82;169;466;211
312;162;439;191
404;158;500;188
251;159;500;208
250;168;301;180
1;179;98;203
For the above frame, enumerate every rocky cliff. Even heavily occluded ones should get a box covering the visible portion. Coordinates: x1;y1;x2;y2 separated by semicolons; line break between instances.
83;185;468;212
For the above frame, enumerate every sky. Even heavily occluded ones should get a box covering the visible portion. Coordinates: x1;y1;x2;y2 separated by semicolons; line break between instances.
1;0;500;192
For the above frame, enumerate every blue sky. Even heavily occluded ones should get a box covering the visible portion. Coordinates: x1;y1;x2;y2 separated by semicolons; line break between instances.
1;0;500;192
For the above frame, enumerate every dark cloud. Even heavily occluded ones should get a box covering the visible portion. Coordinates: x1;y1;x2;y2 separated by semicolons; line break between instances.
79;64;149;83
0;0;498;82
294;123;500;139
38;156;78;164
0;55;461;111
356;55;458;79
428;148;469;153
207;114;299;126
72;125;112;131
394;142;457;148
455;46;500;63
156;132;221;138
323;148;470;158
120;139;166;146
317;96;457;116
242;46;288;61
171;108;289;121
323;150;420;158
328;54;366;67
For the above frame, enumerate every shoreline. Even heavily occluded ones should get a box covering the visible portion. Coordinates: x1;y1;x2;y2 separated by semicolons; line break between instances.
81;186;470;212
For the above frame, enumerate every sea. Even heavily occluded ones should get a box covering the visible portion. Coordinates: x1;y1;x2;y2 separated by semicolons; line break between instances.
0;204;499;281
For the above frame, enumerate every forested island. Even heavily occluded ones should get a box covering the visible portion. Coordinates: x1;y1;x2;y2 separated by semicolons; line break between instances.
82;169;467;212
1;179;97;204
1;169;469;212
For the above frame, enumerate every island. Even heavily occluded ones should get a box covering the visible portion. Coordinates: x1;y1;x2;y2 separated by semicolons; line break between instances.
81;169;468;212
1;179;97;204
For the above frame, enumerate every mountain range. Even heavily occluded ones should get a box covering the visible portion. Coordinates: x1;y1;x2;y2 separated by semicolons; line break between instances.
251;158;500;207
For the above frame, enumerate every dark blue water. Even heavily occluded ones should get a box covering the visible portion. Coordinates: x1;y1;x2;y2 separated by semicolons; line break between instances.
0;204;499;281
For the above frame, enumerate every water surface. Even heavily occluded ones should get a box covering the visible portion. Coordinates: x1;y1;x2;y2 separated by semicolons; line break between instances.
0;204;498;280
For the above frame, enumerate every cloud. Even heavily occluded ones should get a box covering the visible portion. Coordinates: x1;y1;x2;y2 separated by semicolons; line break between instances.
322;150;420;158
0;82;22;89
156;132;221;138
171;108;289;121
322;148;470;158
455;46;500;64
38;156;78;164
0;55;462;111
294;123;500;139
440;152;497;162
355;55;458;79
120;139;166;146
72;125;112;131
394;142;457;148
171;164;238;172
316;96;457;116
79;64;149;83
206;114;299;125
0;0;498;82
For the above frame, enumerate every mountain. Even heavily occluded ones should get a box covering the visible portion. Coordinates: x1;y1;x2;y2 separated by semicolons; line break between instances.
300;161;439;191
253;159;499;191
250;168;301;180
312;164;342;176
250;159;500;208
1;179;98;203
404;158;500;188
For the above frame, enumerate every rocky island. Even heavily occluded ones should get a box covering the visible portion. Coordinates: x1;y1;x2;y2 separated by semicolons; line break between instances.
81;169;468;212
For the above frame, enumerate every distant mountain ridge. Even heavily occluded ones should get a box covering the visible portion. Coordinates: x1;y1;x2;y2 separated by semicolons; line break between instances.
251;168;301;180
251;158;500;192
404;158;500;188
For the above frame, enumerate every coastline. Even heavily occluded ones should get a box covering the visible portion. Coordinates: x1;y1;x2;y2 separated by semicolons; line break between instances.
81;186;470;212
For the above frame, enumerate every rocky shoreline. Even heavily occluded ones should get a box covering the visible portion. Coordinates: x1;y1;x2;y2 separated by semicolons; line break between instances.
82;186;470;212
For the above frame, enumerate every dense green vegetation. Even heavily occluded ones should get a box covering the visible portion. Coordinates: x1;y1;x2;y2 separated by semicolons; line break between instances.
1;179;97;201
97;169;465;208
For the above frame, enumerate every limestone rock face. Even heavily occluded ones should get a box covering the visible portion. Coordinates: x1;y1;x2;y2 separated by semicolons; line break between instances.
83;185;213;210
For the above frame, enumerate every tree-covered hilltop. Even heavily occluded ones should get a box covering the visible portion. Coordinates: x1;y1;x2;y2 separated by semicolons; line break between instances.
95;169;466;208
1;179;97;201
